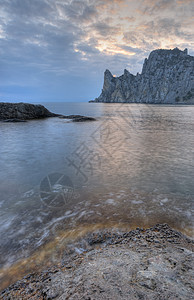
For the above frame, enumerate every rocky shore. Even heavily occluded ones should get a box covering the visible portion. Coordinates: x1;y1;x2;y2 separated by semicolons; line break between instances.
1;224;193;299
0;103;96;122
0;102;59;121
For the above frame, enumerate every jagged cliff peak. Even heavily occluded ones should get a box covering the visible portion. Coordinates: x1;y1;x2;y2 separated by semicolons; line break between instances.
148;47;188;56
93;48;194;104
104;69;113;76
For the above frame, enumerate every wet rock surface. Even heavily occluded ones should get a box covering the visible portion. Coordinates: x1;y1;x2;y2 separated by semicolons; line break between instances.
1;224;193;299
0;102;59;121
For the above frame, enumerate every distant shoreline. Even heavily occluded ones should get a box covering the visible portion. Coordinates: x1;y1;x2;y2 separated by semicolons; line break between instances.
89;101;194;105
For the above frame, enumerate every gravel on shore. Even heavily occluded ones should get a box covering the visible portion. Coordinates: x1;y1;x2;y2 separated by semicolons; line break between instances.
1;224;193;300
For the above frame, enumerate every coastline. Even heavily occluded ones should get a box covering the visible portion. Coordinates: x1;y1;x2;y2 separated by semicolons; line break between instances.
1;102;193;298
89;101;194;105
1;224;193;299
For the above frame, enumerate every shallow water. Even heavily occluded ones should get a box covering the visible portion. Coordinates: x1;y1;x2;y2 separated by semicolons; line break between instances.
0;102;194;288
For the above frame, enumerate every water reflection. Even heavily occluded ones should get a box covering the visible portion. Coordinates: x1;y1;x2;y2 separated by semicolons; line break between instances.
0;103;194;289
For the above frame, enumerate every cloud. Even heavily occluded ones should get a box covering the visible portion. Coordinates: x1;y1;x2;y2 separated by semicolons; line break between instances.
138;0;176;14
0;0;193;101
92;21;121;37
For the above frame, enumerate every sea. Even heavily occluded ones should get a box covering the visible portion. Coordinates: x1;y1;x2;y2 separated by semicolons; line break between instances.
0;102;194;288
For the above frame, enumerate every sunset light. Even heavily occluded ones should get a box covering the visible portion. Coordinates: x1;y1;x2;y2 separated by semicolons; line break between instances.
0;0;193;101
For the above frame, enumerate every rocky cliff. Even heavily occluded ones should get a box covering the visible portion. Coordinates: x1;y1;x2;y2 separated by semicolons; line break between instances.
93;48;194;104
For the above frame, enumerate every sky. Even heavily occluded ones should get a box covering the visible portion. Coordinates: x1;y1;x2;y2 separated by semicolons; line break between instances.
0;0;194;102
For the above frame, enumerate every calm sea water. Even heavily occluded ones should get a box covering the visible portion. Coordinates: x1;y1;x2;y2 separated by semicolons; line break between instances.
0;102;194;287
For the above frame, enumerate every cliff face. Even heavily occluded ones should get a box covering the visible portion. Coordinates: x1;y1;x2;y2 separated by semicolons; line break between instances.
93;48;194;104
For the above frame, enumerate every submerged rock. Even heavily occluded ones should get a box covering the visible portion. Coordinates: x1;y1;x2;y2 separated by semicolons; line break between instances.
0;102;59;121
93;48;194;104
59;115;96;122
72;116;96;122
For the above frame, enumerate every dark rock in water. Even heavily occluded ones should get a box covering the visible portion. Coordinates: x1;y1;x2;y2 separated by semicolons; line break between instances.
0;103;97;123
92;48;194;104
59;115;96;122
0;102;59;121
3;118;27;122
72;116;96;122
59;115;83;119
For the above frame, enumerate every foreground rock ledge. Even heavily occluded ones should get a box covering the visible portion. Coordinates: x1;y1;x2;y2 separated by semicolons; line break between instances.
1;224;193;299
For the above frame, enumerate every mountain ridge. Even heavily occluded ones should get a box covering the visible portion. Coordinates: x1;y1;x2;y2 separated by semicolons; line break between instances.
92;48;194;104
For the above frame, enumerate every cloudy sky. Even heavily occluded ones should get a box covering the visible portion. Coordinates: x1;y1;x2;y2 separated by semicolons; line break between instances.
0;0;194;102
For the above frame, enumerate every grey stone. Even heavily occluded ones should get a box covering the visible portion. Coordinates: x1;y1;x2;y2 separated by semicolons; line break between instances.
2;224;193;299
92;48;194;104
